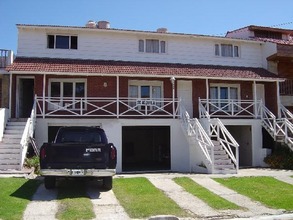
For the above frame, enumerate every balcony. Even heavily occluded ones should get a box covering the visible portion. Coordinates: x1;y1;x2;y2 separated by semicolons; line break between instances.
0;49;13;69
199;99;264;119
35;96;180;118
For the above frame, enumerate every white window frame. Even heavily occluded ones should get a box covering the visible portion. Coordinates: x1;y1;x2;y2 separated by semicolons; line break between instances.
214;43;240;58
209;83;240;112
128;80;164;111
47;34;78;50
48;79;87;110
138;39;166;53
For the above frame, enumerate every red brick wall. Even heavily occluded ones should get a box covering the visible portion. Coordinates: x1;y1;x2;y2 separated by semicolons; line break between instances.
265;82;278;115
193;79;206;118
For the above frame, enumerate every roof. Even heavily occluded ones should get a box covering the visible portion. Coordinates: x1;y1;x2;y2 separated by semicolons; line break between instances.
7;57;283;82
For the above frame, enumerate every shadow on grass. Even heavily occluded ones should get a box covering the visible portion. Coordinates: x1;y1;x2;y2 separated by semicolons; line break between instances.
10;179;42;200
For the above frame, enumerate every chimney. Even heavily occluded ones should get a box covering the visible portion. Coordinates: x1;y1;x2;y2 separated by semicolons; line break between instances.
97;21;110;29
85;20;96;28
157;28;168;33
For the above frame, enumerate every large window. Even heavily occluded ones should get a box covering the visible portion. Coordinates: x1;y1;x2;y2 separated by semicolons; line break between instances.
47;35;78;49
139;39;166;53
49;79;86;109
210;84;239;111
215;44;239;57
128;80;163;110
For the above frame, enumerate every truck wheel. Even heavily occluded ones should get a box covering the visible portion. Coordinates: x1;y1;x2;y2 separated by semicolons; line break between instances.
44;176;56;189
103;177;112;190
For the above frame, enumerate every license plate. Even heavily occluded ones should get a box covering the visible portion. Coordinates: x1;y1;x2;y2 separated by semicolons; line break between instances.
71;169;85;176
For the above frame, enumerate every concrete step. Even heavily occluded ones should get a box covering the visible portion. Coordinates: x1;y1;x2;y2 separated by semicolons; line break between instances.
214;154;229;160
0;157;20;163
5;129;24;134
214;158;232;165
1;138;21;144
214;164;235;169
0;153;20;159
213;168;237;174
0;164;21;170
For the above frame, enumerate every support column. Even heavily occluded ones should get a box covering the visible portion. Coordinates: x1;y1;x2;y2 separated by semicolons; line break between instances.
116;76;119;118
42;74;46;119
277;81;281;118
253;81;257;118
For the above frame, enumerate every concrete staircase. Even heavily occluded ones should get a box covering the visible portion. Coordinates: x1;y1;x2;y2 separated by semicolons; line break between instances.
0;119;26;170
212;140;236;174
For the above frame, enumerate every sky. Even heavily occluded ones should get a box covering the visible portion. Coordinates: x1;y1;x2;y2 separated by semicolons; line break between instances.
1;0;293;54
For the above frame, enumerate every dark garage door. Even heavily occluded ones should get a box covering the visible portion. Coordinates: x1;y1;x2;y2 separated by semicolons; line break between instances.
122;126;170;172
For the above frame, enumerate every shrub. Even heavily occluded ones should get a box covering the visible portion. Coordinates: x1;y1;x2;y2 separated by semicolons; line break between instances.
264;144;293;170
25;156;40;175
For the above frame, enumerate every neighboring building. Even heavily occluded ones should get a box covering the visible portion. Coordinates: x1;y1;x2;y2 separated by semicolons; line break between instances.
3;21;291;173
0;49;13;109
226;25;293;113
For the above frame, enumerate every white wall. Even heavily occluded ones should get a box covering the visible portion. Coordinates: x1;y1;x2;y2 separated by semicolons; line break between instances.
35;118;190;173
17;26;265;68
221;119;264;167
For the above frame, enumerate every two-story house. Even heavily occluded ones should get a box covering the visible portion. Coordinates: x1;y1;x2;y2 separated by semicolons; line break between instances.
3;21;290;174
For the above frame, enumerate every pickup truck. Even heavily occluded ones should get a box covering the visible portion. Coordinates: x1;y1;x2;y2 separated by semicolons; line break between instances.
39;126;117;190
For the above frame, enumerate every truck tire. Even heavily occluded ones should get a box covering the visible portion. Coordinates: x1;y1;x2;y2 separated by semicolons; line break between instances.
44;176;56;189
103;177;112;190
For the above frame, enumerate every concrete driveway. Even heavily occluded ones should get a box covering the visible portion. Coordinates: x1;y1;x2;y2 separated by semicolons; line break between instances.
22;168;293;220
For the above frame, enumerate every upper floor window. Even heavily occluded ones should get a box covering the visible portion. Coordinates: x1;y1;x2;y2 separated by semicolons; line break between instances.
215;44;239;57
254;30;282;39
139;39;166;53
47;35;78;49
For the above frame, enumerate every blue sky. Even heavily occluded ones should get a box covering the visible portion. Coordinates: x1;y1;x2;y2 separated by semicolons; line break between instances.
1;0;293;54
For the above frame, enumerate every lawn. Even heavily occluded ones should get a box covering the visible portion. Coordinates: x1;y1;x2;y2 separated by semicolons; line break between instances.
113;177;191;219
56;179;95;220
214;176;293;210
174;177;240;210
0;178;42;220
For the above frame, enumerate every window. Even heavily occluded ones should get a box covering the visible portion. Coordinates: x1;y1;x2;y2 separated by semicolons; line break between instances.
47;35;78;49
215;44;239;57
210;84;239;111
254;30;282;39
139;39;166;53
128;80;163;111
49;79;86;110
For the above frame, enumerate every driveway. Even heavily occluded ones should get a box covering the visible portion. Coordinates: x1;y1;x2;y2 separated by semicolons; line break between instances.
22;168;293;220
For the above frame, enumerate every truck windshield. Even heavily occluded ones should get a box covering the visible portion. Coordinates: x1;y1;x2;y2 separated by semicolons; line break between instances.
58;130;103;143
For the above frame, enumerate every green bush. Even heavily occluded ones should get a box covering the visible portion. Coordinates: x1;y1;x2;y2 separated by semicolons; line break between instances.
24;156;40;175
264;145;293;170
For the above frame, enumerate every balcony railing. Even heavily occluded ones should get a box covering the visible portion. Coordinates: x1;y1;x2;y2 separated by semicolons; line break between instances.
35;96;180;118
199;98;262;118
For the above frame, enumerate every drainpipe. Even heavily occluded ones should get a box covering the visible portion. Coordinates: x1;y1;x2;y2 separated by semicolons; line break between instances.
277;81;281;118
116;76;119;118
42;74;46;119
170;77;175;118
206;79;209;115
9;72;12;118
253;81;257;118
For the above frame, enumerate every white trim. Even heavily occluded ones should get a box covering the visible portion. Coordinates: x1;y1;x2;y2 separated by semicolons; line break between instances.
9;71;284;82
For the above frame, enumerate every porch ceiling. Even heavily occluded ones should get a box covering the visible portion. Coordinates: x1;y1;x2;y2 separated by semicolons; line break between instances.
7;57;283;81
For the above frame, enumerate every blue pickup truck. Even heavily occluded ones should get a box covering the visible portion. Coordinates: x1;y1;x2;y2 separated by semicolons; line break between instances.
39;126;117;190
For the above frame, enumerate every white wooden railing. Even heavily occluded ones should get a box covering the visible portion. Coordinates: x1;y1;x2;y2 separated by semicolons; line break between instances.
35;96;180;118
199;98;262;118
179;105;214;172
20;99;37;169
209;118;239;171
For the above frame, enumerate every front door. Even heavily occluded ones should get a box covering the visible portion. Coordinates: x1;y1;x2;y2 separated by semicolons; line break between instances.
17;77;34;118
177;80;193;117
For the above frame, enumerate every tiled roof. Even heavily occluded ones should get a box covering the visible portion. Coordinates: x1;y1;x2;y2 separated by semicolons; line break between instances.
7;57;282;81
253;37;293;46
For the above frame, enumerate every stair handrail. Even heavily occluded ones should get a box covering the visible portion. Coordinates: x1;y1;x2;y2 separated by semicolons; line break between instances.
258;101;278;139
209;118;239;171
20;98;37;169
280;104;293;122
179;105;214;170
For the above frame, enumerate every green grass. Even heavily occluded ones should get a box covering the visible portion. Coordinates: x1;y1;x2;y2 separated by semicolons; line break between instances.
214;176;293;210
113;177;190;219
174;177;240;210
56;179;95;220
0;178;42;220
